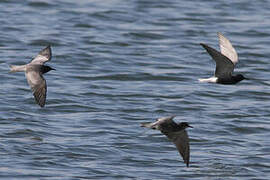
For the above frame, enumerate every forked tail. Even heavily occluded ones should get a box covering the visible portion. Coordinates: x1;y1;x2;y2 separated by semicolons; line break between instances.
9;65;26;73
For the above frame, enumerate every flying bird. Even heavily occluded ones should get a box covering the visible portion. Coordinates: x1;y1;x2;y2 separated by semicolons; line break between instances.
10;45;55;107
199;32;247;84
141;116;192;167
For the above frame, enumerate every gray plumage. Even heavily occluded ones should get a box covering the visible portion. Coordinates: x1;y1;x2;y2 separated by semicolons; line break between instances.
141;116;192;167
199;32;246;84
10;46;55;107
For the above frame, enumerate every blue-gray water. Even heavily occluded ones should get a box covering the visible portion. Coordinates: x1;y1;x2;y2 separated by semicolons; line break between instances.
0;0;270;179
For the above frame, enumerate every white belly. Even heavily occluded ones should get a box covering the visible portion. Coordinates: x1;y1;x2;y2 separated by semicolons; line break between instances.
198;77;218;83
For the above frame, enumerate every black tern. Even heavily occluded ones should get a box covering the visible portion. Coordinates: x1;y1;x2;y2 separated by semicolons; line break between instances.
9;46;55;107
199;32;247;84
141;116;192;167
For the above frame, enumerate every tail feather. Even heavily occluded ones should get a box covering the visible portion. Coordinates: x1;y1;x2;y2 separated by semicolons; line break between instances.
198;77;218;83
141;122;155;128
9;65;26;73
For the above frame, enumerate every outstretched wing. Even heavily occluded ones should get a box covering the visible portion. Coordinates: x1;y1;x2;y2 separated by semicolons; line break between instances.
200;43;235;78
152;116;176;130
141;116;176;130
155;115;175;124
25;70;47;107
30;46;52;65
218;32;238;65
166;130;190;167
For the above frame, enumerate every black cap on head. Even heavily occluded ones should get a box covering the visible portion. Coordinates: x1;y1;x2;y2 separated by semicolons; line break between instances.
179;122;193;128
42;65;56;74
236;74;246;80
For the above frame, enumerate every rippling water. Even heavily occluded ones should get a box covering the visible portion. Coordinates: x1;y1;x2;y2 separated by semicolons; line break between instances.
0;0;270;179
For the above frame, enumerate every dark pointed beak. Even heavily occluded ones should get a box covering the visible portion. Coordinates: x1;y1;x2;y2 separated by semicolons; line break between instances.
51;68;56;71
188;125;193;128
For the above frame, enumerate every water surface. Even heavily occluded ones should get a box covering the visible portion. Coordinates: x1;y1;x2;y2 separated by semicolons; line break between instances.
0;0;270;179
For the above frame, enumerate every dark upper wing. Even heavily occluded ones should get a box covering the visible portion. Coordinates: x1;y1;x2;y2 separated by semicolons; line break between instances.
166;130;190;167
25;70;47;107
155;115;175;124
159;118;179;133
30;46;52;65
200;43;235;78
141;116;176;129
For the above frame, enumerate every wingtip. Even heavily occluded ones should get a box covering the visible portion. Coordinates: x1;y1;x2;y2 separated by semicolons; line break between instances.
37;101;45;108
184;159;190;167
45;45;52;52
38;45;52;59
200;43;209;50
217;32;226;41
33;93;46;108
45;45;51;48
199;43;206;47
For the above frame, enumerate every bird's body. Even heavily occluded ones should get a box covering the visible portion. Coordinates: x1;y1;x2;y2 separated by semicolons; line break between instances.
199;32;246;84
9;46;55;107
141;116;192;167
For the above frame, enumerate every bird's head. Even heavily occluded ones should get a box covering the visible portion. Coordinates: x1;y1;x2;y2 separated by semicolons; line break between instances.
42;65;56;74
178;122;193;129
235;74;247;81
